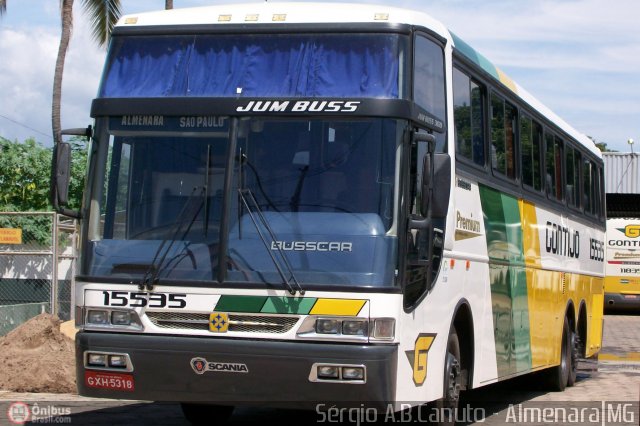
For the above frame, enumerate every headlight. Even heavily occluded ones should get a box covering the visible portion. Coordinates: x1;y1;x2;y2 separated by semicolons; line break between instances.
84;308;143;331
87;353;107;367
316;318;340;334
84;351;133;372
342;319;368;336
108;355;128;368
342;366;365;380
87;310;109;325
317;365;340;379
298;317;395;342
111;310;132;326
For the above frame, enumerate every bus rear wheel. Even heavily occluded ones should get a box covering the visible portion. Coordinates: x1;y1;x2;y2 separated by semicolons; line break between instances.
545;316;575;391
180;403;234;425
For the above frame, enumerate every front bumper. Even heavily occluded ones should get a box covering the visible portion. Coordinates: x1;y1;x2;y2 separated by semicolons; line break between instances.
76;331;397;409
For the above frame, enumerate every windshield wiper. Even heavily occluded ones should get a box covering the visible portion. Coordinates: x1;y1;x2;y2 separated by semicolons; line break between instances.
139;186;205;291
237;186;305;296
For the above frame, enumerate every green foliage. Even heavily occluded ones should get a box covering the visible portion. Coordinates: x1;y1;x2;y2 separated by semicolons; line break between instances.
0;213;52;247
588;136;616;153
0;136;87;245
0;137;51;211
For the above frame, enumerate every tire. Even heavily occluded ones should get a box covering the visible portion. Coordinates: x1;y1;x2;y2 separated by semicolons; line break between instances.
431;329;462;426
567;328;578;387
545;316;572;391
180;403;234;425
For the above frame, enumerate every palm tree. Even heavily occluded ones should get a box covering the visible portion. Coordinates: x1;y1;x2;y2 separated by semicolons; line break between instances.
53;0;122;144
0;0;122;143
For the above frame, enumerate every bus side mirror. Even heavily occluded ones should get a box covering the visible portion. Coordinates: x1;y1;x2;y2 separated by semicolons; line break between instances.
54;142;71;206
421;153;451;219
50;126;91;219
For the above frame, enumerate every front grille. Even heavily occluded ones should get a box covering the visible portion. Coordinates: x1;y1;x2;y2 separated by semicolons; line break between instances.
146;311;300;334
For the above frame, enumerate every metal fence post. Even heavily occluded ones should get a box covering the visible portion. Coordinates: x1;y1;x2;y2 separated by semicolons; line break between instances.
51;212;59;317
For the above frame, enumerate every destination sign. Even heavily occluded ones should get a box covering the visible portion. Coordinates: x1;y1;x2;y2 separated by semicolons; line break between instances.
111;116;229;132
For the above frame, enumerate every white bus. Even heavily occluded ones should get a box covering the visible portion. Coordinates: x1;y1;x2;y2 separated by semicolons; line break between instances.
605;217;640;310
51;3;605;423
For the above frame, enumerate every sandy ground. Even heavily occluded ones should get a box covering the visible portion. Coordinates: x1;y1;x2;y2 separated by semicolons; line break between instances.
0;314;76;393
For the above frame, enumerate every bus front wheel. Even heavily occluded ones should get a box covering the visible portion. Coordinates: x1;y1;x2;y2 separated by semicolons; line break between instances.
432;329;462;425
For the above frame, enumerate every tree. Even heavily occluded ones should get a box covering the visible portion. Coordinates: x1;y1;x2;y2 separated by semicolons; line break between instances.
0;136;87;245
53;0;122;146
0;0;121;143
588;136;617;153
0;138;52;211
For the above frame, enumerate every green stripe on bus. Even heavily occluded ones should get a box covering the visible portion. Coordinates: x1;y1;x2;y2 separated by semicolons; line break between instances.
479;185;532;376
451;32;499;81
260;297;317;314
215;295;268;312
214;295;318;314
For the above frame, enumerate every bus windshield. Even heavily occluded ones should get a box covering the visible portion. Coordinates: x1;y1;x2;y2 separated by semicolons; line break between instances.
83;117;401;288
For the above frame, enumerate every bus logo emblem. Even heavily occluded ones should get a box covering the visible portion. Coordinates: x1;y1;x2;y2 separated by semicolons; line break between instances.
405;333;436;386
621;225;640;238
190;357;249;374
209;313;229;333
191;358;207;374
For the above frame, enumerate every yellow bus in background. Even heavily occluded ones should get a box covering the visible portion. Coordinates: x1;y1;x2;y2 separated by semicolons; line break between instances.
605;218;640;310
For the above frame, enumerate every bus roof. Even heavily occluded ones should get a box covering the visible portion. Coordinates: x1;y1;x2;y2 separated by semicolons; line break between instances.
116;2;599;157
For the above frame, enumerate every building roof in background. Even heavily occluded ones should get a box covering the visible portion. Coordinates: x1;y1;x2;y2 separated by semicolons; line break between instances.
603;152;640;194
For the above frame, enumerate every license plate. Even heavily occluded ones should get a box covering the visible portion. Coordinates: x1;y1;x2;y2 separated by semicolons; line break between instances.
623;295;638;299
85;371;135;392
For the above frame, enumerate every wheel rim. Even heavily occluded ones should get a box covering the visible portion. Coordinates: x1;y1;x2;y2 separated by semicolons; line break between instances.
445;353;462;404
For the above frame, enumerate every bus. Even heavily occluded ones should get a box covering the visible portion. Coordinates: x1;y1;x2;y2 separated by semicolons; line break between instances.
51;2;605;423
605;218;640;310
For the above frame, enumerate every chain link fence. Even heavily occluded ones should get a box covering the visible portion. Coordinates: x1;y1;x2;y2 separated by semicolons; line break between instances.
0;212;77;335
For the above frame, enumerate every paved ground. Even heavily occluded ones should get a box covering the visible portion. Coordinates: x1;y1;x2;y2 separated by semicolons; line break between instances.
1;314;639;425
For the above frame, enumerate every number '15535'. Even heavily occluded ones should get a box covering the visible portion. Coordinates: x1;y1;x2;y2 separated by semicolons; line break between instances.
102;291;187;308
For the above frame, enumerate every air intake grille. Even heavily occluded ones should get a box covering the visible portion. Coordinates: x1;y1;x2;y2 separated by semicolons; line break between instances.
146;312;300;334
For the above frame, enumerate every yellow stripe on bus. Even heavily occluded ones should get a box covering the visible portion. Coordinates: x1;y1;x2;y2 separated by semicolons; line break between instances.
519;200;541;268
309;299;366;316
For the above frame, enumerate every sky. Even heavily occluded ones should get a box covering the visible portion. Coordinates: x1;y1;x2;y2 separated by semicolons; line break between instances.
0;0;638;152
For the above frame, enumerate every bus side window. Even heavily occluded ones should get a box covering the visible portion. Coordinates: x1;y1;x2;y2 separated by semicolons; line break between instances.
453;66;485;167
565;145;581;209
583;158;599;216
545;133;564;202
521;116;543;192
490;93;517;179
414;34;446;151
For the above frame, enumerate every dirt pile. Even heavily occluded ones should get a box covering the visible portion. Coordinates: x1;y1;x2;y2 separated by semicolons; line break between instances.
0;313;76;393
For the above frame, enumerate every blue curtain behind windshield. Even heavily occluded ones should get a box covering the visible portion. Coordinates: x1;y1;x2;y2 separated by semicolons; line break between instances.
99;34;400;98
